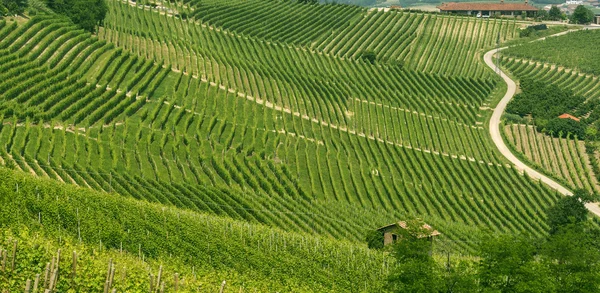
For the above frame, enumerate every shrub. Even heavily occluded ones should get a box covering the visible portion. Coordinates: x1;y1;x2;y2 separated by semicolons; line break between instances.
366;230;384;249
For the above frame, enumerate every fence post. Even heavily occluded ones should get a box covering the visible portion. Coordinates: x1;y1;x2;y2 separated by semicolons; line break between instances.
174;273;179;291
11;240;18;272
24;279;31;293
0;249;4;272
72;251;77;287
33;274;40;293
219;281;226;293
42;262;50;289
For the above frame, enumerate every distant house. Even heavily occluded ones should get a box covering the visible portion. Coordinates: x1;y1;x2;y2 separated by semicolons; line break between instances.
595;14;600;25
558;113;580;122
437;1;538;17
377;221;440;246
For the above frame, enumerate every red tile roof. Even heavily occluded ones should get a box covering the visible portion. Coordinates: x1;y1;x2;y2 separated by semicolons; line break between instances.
558;113;580;122
438;2;539;11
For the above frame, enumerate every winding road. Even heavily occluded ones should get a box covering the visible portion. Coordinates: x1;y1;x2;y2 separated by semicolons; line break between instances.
483;29;600;217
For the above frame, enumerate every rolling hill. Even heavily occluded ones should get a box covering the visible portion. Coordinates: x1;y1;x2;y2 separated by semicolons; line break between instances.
0;0;580;290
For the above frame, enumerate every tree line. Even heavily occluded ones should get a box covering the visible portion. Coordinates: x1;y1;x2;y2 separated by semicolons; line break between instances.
1;0;106;33
377;189;600;292
506;78;594;140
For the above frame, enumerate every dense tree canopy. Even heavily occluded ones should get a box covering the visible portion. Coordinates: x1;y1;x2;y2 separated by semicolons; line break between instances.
543;117;587;139
507;79;585;120
47;0;107;32
1;0;27;15
570;5;594;24
548;5;564;20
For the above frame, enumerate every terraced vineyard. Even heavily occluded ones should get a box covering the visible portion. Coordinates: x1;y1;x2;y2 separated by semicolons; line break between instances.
502;29;600;75
501;56;600;105
0;0;560;261
498;28;600;197
504;124;599;193
0;166;390;292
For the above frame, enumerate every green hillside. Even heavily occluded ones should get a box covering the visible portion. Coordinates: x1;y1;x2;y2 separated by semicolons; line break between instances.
0;0;579;289
503;29;600;76
0;166;388;291
500;30;600;198
0;0;558;246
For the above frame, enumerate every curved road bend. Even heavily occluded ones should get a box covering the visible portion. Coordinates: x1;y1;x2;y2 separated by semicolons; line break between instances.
483;36;600;217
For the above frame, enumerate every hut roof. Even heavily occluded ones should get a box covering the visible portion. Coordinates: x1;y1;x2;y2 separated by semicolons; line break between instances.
558;113;580;122
377;221;441;238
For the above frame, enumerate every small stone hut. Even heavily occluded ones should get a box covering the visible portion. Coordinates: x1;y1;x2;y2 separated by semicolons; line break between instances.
377;221;441;246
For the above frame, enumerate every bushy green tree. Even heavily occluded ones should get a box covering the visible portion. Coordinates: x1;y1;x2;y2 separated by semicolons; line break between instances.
544;118;586;139
542;223;600;293
548;6;563;20
365;230;384;249
47;0;107;33
570;5;594;24
2;0;27;14
543;189;600;292
507;79;585;121
478;234;553;292
386;220;442;292
0;3;8;15
546;189;594;234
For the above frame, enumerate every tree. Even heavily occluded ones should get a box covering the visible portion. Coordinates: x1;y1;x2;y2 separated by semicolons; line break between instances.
548;5;563;21
546;189;594;234
0;3;8;16
570;5;594;24
537;9;549;21
544;118;586;139
359;50;377;65
2;0;27;15
386;219;442;292
478;234;552;292
47;0;107;33
542;223;600;292
365;230;384;249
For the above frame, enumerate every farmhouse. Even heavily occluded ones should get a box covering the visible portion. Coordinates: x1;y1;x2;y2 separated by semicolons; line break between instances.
378;221;440;246
558;113;580;122
438;1;538;17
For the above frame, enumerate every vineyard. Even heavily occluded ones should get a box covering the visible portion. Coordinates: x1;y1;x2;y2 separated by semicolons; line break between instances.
0;0;578;289
499;29;600;200
504;124;599;193
0;167;389;292
502;29;600;76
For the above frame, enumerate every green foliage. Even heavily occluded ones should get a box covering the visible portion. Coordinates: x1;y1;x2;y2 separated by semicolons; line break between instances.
544;117;586;139
520;24;547;38
387;220;441;292
0;3;8;15
383;193;600;292
2;0;26;14
507;78;585;120
297;0;318;4
548;6;564;20
478;234;553;292
542;223;600;293
47;0;107;32
0;166;388;292
365;230;384;250
570;5;594;24
359;50;377;64
546;189;594;234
